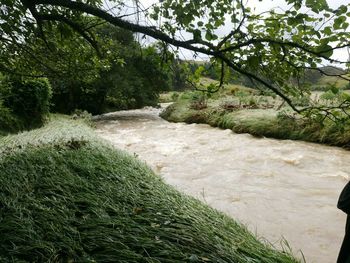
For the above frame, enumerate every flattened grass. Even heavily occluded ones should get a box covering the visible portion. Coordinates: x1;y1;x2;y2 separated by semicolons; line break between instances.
161;100;350;148
0;117;299;262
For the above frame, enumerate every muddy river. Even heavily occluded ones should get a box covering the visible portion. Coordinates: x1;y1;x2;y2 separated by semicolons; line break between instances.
94;106;349;263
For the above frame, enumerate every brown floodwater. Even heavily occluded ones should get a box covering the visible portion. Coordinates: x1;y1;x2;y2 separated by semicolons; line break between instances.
94;106;349;263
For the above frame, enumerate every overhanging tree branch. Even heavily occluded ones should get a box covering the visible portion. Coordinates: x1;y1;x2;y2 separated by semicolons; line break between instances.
11;0;350;114
32;0;216;56
216;54;301;113
218;39;350;63
35;13;101;55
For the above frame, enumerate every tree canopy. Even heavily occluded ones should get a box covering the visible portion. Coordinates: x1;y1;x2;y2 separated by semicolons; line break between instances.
1;0;350;114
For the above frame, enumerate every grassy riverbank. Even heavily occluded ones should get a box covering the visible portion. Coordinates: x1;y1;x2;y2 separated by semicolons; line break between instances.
160;92;350;148
0;116;299;262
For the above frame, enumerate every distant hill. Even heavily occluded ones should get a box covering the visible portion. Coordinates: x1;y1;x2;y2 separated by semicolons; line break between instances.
303;66;345;81
184;60;349;90
302;67;348;89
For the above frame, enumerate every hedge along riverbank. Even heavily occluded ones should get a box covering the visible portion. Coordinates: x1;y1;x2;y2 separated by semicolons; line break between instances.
0;116;300;262
0;77;52;135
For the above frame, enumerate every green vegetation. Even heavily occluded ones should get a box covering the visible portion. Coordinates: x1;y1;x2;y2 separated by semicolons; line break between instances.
0;117;299;262
0;77;52;135
185;62;350;91
304;67;350;91
159;91;181;103
161;87;350;148
0;101;21;136
0;1;349;262
0;21;188;116
36;25;186;115
2;0;350;118
312;75;349;90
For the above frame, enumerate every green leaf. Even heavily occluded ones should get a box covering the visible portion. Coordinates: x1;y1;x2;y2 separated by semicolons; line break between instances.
294;3;301;10
193;29;201;41
247;56;260;68
334;16;346;30
337;5;348;15
323;26;332;35
214;19;222;27
306;0;328;12
205;31;213;41
316;44;333;58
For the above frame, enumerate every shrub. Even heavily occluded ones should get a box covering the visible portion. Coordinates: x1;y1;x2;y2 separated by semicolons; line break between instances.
179;91;196;100
227;86;239;95
2;78;52;128
189;92;208;110
171;92;180;101
0;100;23;135
346;82;350;90
220;100;238;110
71;109;93;126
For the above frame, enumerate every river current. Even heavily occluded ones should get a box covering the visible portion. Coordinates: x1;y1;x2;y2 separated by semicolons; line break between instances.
94;105;349;263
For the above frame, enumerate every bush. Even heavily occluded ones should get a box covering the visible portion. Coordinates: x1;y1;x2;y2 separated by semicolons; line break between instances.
0;100;23;135
1;78;52;128
346;82;350;90
51;48;167;114
171;92;180;101
71;109;93;126
189;92;208;110
220;100;238;110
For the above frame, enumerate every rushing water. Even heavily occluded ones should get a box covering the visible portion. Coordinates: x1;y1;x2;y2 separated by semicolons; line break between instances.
94;106;349;263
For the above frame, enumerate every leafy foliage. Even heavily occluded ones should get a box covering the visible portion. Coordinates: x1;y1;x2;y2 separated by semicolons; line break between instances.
0;77;52;130
0;0;349;118
2;20;184;114
0;100;22;135
104;45;174;111
302;86;350;125
151;0;350;113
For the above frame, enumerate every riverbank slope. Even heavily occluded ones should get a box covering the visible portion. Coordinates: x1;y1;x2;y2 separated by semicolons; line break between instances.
161;99;350;148
0;116;299;262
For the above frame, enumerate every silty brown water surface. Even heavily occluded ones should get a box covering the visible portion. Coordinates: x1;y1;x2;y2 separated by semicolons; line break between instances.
94;106;349;263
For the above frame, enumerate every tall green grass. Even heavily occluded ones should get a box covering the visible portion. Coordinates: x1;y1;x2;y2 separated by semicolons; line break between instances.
161;100;350;148
0;116;299;262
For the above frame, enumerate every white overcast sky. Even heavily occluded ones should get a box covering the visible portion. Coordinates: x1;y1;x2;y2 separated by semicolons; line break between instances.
126;0;350;64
